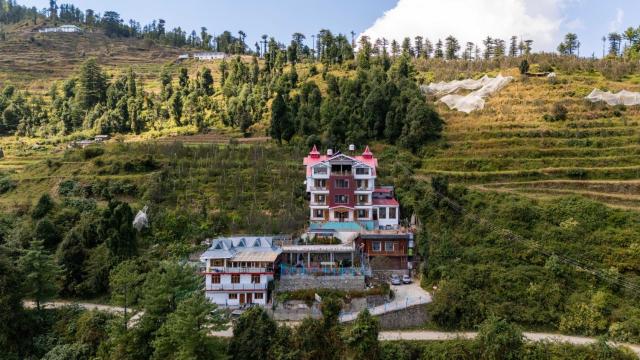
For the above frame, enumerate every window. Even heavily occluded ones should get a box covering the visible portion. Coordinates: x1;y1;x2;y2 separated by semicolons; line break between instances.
389;207;397;219
254;239;261;247
335;179;349;188
357;179;369;189
385;242;394;252
251;275;261;284
255;293;264;299
335;195;348;204
314;209;324;218
358;195;368;204
314;179;327;189
314;194;326;203
356;167;369;175
379;207;387;219
357;209;367;218
313;166;327;175
212;259;224;267
372;241;382;252
231;274;240;284
228;293;238;300
211;274;220;284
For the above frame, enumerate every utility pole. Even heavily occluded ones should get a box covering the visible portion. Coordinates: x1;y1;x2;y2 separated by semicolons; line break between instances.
602;36;606;58
350;30;356;48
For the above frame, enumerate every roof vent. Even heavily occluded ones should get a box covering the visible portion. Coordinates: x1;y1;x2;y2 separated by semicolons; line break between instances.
327;149;333;156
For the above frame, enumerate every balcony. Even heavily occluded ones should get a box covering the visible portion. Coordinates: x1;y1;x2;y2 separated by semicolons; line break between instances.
205;267;274;273
309;186;329;192
206;283;267;291
331;170;352;176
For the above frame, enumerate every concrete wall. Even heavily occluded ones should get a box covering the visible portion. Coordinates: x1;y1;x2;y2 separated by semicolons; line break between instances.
343;304;430;330
278;274;365;292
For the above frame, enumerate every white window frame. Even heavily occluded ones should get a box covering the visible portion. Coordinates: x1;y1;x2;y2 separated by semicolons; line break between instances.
372;241;382;252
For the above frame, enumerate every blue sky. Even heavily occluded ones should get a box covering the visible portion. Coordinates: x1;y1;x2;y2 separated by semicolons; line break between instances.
21;0;640;57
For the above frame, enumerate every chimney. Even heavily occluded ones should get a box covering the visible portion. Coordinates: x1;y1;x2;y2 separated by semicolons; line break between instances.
348;144;355;151
327;149;333;156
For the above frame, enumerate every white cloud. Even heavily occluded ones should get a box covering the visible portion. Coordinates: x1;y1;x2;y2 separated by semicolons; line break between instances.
360;0;566;51
609;8;624;32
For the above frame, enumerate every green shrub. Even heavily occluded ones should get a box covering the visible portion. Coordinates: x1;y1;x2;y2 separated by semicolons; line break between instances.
83;146;104;160
0;177;16;194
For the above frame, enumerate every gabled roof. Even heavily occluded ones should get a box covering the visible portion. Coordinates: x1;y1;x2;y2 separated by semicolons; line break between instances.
200;236;282;261
304;151;378;176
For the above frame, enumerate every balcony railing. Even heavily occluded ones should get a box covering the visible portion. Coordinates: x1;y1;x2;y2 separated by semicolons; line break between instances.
205;267;274;273
310;186;328;191
206;283;267;291
331;171;352;176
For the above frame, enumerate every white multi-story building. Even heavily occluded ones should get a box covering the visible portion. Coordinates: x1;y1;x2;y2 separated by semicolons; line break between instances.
200;236;281;307
303;146;399;230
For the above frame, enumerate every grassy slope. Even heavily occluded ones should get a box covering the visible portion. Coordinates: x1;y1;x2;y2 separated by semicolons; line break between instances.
421;68;640;211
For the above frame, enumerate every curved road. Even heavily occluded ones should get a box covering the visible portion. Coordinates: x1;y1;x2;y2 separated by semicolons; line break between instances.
24;300;640;356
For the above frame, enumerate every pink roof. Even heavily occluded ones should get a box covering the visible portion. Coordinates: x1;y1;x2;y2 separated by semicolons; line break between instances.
362;146;373;159
303;153;378;176
373;198;399;206
309;145;320;158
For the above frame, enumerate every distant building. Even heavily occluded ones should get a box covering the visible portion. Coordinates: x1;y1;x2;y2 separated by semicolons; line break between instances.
200;236;281;307
193;52;227;61
39;25;83;33
94;135;110;142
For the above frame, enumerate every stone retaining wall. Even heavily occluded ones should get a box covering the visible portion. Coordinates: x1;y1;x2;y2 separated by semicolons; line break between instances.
278;275;366;292
343;304;430;330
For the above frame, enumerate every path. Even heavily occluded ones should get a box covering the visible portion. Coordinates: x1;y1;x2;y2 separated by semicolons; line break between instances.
380;330;640;356
339;283;432;322
24;300;640;356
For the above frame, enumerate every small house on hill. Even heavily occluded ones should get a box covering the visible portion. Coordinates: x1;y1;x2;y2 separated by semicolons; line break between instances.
39;25;83;33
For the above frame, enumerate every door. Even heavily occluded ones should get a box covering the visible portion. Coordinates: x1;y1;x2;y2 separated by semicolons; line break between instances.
239;293;246;304
373;209;378;220
247;293;253;304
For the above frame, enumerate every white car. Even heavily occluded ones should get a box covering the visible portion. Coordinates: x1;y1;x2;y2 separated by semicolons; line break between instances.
390;274;401;285
402;274;412;284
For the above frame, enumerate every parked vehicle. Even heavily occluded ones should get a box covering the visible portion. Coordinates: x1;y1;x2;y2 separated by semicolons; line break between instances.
402;274;412;284
390;274;401;285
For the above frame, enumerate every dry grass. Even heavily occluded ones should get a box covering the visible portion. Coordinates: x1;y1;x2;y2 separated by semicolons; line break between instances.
422;67;640;210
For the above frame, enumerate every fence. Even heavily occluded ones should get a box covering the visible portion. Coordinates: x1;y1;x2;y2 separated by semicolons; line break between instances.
280;263;370;277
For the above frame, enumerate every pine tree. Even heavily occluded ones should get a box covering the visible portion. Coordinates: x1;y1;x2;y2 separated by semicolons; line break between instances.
76;58;106;110
509;36;518;57
19;239;60;310
434;39;444;59
444;35;460;60
344;309;380;360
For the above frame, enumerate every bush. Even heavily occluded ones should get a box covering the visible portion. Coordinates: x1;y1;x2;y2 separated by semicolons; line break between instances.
0;177;16;194
543;102;568;122
83;147;104;160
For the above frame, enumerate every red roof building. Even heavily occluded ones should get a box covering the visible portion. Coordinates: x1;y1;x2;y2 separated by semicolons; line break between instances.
303;147;399;230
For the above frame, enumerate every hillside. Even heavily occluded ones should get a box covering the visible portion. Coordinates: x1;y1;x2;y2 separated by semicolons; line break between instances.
420;68;640;211
0;22;181;92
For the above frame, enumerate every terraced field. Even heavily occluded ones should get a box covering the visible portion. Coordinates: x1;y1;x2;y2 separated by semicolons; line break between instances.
421;69;640;210
0;22;181;93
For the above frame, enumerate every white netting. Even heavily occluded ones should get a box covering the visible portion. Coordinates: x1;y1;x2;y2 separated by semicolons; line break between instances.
421;74;513;113
585;89;640;106
133;205;149;231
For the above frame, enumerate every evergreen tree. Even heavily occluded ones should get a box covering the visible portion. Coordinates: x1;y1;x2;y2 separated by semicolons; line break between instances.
18;239;61;310
229;307;277;360
344;309;380;360
99;200;137;262
152;293;226;360
509;36;518;57
444;35;460;60
0;248;24;357
32;193;54;219
434;39;444;58
270;93;288;143
200;68;214;95
76;58;107;110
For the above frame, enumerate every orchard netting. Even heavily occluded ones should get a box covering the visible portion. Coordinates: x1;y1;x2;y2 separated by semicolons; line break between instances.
421;74;513;113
